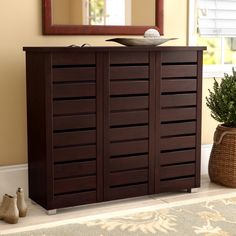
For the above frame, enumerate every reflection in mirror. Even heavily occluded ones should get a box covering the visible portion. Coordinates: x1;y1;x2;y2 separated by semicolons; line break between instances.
52;0;155;26
43;0;163;35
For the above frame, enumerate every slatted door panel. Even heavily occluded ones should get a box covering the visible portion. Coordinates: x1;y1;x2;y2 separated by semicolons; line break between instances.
157;51;199;193
51;53;98;207
105;52;152;200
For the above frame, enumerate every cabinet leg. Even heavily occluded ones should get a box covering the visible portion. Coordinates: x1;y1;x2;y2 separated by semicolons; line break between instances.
47;209;57;215
187;188;192;193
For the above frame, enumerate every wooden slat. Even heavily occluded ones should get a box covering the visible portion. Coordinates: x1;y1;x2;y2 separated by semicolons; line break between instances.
161;79;197;93
153;51;161;193
54;176;96;195
102;52;110;202
110;140;148;156
110;51;149;64
110;110;148;126
160;122;196;137
53;145;96;163
110;96;148;112
149;51;157;194
161;94;196;108
54;130;96;147
110;155;148;172
53;67;95;82
110;66;149;80
160;177;195;192
162;51;197;63
54;161;96;179
160;163;195;180
53;191;96;208
53;114;96;131
110;81;149;95
25;52;53;208
109;184;148;200
52;52;95;65
110;126;148;142
95;52;106;202
161;108;196;122
160;136;196;151
53;99;96;115
53;83;95;98
160;149;196;165
195;50;203;188
162;65;197;78
110;169;148;186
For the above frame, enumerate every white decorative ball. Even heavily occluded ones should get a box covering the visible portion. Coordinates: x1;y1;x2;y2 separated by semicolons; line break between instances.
144;29;160;39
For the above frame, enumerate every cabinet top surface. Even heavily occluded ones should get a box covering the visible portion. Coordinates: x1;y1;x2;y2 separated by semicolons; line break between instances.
23;46;206;52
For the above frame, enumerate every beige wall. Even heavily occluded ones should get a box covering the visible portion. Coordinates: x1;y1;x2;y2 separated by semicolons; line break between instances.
201;79;220;144
0;0;191;166
70;0;83;25
53;0;83;25
132;0;155;26
52;0;71;24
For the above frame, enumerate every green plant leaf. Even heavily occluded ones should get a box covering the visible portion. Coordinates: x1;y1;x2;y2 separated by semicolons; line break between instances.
206;68;236;127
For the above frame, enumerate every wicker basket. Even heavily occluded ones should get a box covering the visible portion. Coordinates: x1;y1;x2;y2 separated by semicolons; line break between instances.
209;125;236;187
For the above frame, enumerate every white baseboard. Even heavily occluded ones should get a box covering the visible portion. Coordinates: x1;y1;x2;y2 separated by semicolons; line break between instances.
0;145;212;198
0;164;28;198
201;144;212;176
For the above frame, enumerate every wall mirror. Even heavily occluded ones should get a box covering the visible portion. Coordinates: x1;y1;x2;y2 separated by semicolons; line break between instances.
43;0;163;35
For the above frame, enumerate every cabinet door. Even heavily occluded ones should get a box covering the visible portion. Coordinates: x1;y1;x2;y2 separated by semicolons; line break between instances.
156;51;202;193
51;52;102;208
103;51;156;201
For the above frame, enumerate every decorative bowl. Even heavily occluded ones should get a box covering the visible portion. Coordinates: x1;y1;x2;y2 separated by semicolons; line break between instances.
106;37;177;47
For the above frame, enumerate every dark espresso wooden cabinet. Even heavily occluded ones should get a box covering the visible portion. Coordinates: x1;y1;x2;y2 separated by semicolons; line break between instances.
23;46;205;211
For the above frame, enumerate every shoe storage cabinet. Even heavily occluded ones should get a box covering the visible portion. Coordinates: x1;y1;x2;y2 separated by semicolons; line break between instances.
24;46;205;211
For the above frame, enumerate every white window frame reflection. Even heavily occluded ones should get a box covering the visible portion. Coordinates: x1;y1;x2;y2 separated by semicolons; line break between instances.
83;0;131;25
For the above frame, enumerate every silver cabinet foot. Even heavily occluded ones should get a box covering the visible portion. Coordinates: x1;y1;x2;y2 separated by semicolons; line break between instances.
47;209;57;215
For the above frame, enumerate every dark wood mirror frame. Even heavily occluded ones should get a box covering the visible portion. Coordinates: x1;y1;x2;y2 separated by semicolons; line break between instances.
42;0;163;35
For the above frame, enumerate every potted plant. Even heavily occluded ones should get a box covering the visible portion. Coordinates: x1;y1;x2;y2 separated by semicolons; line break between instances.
206;68;236;187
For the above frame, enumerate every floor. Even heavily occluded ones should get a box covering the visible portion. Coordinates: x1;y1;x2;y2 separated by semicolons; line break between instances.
1;175;236;234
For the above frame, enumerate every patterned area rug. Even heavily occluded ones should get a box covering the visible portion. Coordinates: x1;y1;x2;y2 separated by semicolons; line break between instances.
1;195;236;236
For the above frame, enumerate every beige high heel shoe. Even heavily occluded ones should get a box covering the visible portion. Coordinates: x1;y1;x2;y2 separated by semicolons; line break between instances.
3;195;19;224
0;194;10;220
16;188;27;217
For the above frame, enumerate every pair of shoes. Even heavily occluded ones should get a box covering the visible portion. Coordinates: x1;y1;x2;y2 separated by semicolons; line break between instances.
0;188;27;224
16;188;27;217
0;194;19;224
